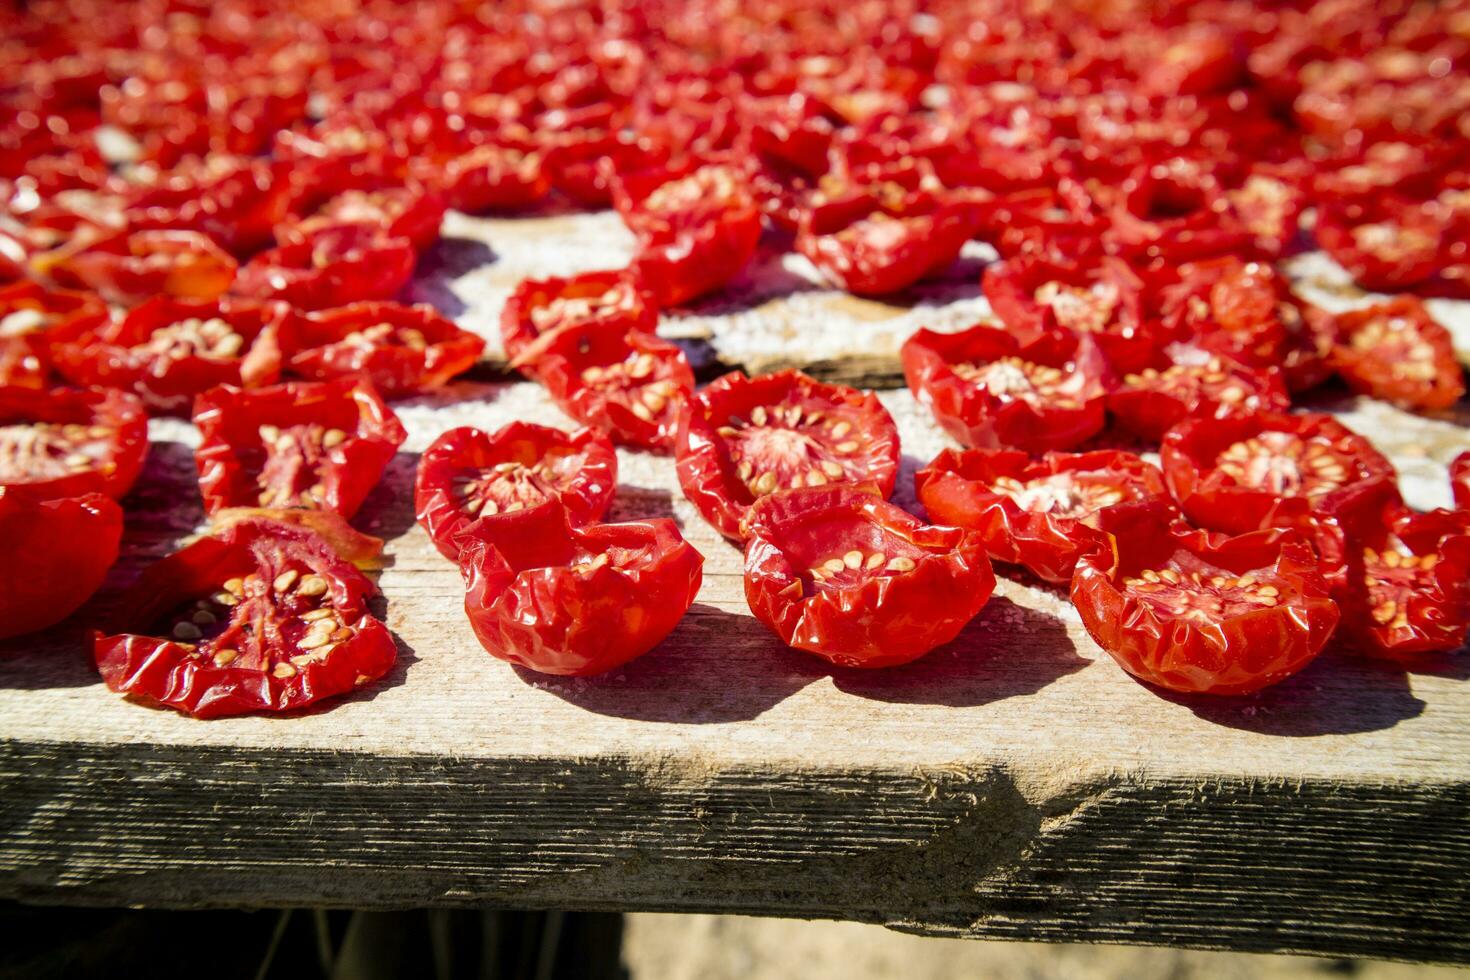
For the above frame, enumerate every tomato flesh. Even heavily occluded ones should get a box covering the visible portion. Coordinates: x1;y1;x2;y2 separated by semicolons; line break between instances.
1330;297;1465;413
292;301;485;397
0;488;122;640
0;386;149;501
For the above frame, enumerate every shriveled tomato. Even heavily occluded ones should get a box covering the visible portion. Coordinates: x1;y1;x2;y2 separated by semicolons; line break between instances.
743;484;995;668
1109;345;1291;442
460;503;703;676
68;293;284;398
0;386;149;501
499;269;656;371
902;324;1111;452
1071;503;1339;695
1315;201;1442;293
1223;169;1306;258
1161;410;1399;535
279;169;445;253
1453;452;1470;512
93;519;396;718
420;142;551;213
676;369;900;541
232;223;416;311
291;301;484;397
121;155;292;256
0;280;107;389
533;324;693;452
0;488;122;640
915;447;1168;584
1329;297;1465;413
1104;162;1250;262
35;229;237;304
193;378;406;518
1156;257;1295;370
415;422;617;561
794;195;974;296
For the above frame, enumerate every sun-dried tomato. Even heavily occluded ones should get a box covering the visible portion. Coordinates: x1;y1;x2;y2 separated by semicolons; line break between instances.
1314;199;1443;293
1329;297;1466;413
0;487;122;640
1109;344;1291;442
279;166;445;252
0;280;107;389
499;269;656;373
233;223;416;311
416;141;552;213
291;301;484;396
0;386;149;501
36;229;238;304
794;194;974;296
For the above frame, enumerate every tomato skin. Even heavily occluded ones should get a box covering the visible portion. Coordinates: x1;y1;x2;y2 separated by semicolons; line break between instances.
0;488;122;640
915;447;1167;584
278;166;446;253
0;281;108;389
414;422;617;562
36;229;238;304
1156;257;1294;370
901;324;1111;452
1453;452;1470;512
92;519;397;719
676;369;901;541
121;156;293;256
291;301;484;396
794;196;974;296
1161;410;1400;536
0;386;149;501
422;143;551;213
499;269;657;373
193;378;406;519
742;485;996;668
460;507;703;676
233;223;416;311
1314;201;1442;293
1108;346;1291;443
1329;297;1466;413
1070;504;1340;695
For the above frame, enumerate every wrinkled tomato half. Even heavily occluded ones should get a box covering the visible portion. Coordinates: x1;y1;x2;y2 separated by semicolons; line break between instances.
233;223;416;311
93;519;397;718
0;386;149;500
419;143;552;214
0;281;107;389
1156;258;1295;370
499;269;656;371
36;229;238;304
915;447;1168;584
279;169;445;253
52;295;289;415
291;301;484;397
1109;345;1291;442
902;324;1111;452
794;196;974;296
0;487;122;640
1453;452;1470;512
1071;503;1340;695
1329;297;1466;413
415;422;617;561
1315;202;1442;293
459;502;703;676
533;324;694;452
1161;410;1399;535
193;378;406;518
676;369;901;541
743;484;996;668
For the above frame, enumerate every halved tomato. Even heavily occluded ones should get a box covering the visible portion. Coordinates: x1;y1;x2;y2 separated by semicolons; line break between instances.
35;229;237;304
795;194;974;296
499;269;656;371
0;280;108;389
1108;344;1291;442
0;386;149;501
0;487;123;640
1330;297;1465;412
233;223;416;311
291;301;484;396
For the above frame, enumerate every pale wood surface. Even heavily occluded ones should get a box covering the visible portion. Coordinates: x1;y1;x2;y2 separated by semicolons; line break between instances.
2;212;1469;962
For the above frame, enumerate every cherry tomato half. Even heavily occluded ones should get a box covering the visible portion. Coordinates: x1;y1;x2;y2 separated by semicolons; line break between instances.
0;487;122;640
1453;452;1470;512
193;378;406;518
795;195;974;296
1109;345;1291;443
1330;297;1466;413
233;223;416;311
93;519;397;718
499;269;656;371
37;229;238;304
677;369;901;541
279;169;445;253
743;484;996;668
415;422;617;562
0;281;108;389
0;386;149;501
291;301;484;397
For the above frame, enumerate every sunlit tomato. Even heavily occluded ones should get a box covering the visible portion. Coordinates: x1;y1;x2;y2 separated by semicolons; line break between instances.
1281;303;1341;394
93;519;397;718
35;229;238;304
1223;170;1306;257
915;447;1168;583
743;484;995;668
0;487;123;640
291;301;484;397
280;169;445;252
415;422;617;561
1333;502;1470;660
1071;503;1339;695
901;324;1111;452
459;503;703;676
544;129;669;207
794;196;974;296
420;143;551;213
1109;345;1291;442
193;378;406;518
533;323;693;451
1329;297;1465;413
1314;201;1442;293
1161;410;1399;535
676;369;901;541
1453;452;1470;511
1105;162;1251;262
499;269;656;371
0;386;149;501
121;156;292;256
233;223;416;311
1156;257;1295;369
0;281;107;389
982;187;1105;263
52;296;289;415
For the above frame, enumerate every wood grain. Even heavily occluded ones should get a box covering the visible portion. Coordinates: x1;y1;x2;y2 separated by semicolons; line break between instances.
2;212;1469;963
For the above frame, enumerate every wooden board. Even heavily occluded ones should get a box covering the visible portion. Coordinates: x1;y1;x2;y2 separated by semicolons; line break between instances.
3;211;1470;964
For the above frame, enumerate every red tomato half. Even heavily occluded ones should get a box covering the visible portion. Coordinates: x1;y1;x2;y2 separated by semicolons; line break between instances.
1453;452;1470;512
1330;297;1465;413
279;170;445;253
193;378;406;518
1071;503;1340;695
93;519;397;718
420;143;552;213
676;369;901;541
1315;202;1442;293
0;386;149;501
460;504;703;676
901;324;1111;452
915;447;1168;583
37;229;238;304
795;196;974;296
0;281;107;389
0;488;122;640
743;485;996;668
1109;345;1291;442
233;224;416;311
291;301;484;396
52;295;289;414
499;269;656;371
1161;411;1399;535
415;422;617;561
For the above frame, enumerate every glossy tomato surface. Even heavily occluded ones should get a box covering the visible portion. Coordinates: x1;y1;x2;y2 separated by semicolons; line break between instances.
292;301;484;396
38;229;238;304
0;281;108;389
1108;345;1290;442
0;386;149;500
0;487;122;639
1330;297;1466;413
233;224;415;311
499;269;656;372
